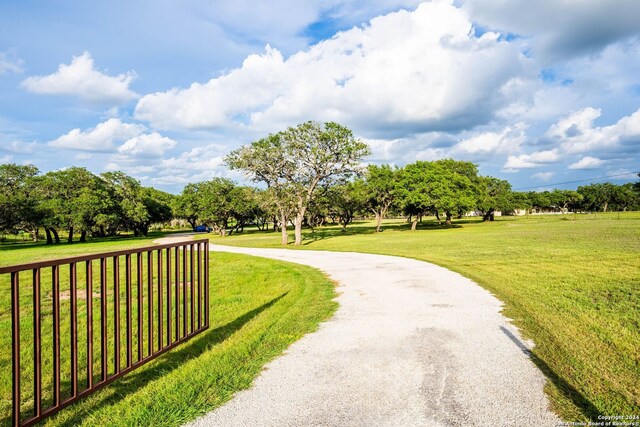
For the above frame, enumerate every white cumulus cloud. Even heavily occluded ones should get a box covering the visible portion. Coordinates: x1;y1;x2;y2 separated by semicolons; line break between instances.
22;52;137;103
546;107;640;154
503;149;560;171
135;1;526;137
501;107;640;173
159;145;224;172
116;144;232;186
49;118;146;151
453;123;526;158
135;45;289;130
117;132;177;157
568;156;605;170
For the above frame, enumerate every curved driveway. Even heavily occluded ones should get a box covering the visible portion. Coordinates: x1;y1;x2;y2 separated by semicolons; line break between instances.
186;243;560;426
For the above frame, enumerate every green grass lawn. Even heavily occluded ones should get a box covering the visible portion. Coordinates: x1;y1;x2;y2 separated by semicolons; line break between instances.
0;235;337;426
206;212;640;421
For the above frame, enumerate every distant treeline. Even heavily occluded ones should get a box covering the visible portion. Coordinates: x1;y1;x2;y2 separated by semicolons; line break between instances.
130;160;640;236
1;162;639;242
1;164;174;243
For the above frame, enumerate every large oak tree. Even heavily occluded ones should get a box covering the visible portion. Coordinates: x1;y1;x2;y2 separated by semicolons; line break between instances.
226;121;370;245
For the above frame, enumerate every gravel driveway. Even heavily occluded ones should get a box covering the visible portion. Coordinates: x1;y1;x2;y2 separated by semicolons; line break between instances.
184;243;560;426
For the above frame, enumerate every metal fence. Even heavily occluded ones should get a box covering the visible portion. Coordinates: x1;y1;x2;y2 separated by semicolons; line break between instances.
0;239;210;427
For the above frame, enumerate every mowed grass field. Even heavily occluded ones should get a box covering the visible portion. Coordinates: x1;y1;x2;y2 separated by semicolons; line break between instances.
0;235;337;426
207;212;640;421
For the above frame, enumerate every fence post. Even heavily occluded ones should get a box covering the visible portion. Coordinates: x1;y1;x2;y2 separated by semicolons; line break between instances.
11;272;20;427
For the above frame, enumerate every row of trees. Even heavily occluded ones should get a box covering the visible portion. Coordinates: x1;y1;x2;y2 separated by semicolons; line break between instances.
2;121;639;245
220;121;640;244
0;164;174;242
170;164;640;245
174;179;264;236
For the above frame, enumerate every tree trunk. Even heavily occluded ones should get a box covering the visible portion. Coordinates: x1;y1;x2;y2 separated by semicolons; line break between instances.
483;209;494;222
279;212;288;245
294;208;306;245
603;202;608;212
375;212;383;232
68;226;74;243
45;227;53;244
445;211;452;225
341;214;351;232
411;218;418;230
435;211;441;223
51;227;60;243
79;230;87;242
229;221;241;236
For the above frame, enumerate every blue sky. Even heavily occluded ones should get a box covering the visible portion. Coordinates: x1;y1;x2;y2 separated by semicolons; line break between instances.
1;0;639;193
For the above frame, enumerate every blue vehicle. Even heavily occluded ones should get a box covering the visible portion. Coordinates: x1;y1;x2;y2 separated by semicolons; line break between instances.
193;225;211;232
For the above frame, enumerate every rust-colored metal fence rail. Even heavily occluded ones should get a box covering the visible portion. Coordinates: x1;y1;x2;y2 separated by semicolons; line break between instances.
0;239;209;427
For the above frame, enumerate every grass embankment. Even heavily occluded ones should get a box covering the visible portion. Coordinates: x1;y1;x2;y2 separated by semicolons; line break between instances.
207;212;640;421
0;236;337;426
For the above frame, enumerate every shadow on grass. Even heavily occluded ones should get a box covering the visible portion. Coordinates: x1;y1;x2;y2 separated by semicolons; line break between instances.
301;220;464;245
0;232;170;254
499;326;602;421
52;292;288;427
209;218;480;247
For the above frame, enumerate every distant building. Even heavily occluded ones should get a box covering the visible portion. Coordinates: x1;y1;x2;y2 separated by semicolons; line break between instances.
464;210;503;217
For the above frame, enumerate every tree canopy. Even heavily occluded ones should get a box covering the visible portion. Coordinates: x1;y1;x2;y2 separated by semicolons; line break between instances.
363;164;400;232
398;159;480;228
1;158;638;244
226;121;370;245
0;164;174;242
